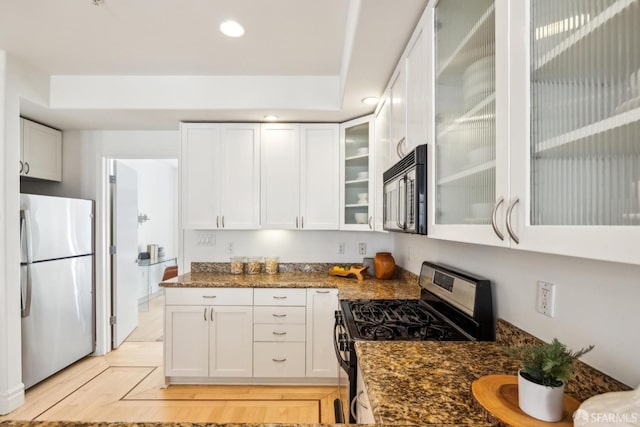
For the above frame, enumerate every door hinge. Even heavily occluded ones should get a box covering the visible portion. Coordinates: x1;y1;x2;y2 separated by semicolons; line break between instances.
109;245;116;255
109;175;116;184
109;316;117;325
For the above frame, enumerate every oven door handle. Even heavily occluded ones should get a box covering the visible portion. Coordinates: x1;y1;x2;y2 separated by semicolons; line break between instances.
333;321;350;372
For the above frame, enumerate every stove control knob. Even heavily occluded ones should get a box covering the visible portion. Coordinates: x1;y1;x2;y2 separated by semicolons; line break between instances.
338;333;350;351
334;310;343;324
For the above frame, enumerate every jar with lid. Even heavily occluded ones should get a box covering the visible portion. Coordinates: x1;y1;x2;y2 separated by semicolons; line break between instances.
265;256;279;275
247;257;263;275
230;256;246;275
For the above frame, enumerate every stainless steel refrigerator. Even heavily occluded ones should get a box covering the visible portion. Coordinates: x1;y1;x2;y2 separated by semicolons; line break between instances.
20;193;95;389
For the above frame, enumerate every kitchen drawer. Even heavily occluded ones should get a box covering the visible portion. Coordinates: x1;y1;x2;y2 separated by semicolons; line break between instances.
253;324;305;342
253;342;305;377
165;288;252;306
253;306;306;324
254;288;306;306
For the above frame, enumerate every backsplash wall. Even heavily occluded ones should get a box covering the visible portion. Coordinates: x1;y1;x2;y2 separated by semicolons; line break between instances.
181;230;394;272
393;233;640;388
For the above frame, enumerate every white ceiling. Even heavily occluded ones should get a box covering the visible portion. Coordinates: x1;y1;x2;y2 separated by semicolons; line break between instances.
0;0;428;130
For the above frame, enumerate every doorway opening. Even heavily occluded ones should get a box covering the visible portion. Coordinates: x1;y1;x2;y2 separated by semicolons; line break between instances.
107;158;178;349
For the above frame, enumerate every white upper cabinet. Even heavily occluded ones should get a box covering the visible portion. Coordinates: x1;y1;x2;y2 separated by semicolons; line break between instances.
181;123;260;229
389;67;407;164
405;24;429;152
507;0;640;264
300;124;340;229
261;123;339;230
374;95;391;232
428;0;510;247
20;118;62;182
340;115;375;231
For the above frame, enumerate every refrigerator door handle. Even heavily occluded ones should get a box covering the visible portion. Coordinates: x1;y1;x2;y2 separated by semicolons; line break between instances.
21;265;31;318
20;209;33;264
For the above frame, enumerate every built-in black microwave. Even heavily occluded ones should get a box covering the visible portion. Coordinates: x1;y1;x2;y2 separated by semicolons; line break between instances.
383;144;427;234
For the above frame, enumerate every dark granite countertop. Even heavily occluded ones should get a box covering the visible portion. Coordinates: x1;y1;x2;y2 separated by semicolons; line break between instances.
161;271;421;300
355;341;523;426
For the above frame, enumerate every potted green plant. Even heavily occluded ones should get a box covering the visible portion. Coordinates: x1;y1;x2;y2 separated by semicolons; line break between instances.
504;338;594;422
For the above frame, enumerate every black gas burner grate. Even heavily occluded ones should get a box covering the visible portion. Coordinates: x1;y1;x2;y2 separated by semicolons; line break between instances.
346;299;456;341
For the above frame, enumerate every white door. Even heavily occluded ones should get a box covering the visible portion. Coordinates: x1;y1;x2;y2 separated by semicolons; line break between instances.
112;161;139;348
164;305;210;377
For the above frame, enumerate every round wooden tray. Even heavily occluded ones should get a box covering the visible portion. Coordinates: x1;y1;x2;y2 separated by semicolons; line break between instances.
471;375;580;427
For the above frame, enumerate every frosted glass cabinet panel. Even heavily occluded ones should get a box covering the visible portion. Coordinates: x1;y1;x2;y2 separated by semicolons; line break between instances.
434;0;497;226
530;0;640;226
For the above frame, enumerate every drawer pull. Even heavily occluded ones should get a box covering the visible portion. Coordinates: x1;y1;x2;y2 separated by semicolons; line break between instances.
272;331;287;336
272;358;287;362
202;295;217;299
272;313;287;318
316;290;330;294
272;296;287;300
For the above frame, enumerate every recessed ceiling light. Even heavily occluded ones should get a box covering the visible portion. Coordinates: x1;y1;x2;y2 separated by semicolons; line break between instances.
220;20;245;38
264;115;279;121
361;97;379;105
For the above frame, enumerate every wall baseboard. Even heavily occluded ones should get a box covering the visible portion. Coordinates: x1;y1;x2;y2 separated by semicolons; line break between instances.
0;382;25;415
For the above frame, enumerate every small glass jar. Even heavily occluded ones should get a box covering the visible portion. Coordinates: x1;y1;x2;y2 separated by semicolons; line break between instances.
230;256;246;275
265;256;279;275
246;257;263;275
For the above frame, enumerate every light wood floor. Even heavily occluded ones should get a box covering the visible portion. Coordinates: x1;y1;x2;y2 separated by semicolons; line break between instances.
3;293;347;424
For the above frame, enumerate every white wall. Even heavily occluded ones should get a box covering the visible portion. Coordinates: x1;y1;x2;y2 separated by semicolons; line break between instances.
182;230;393;271
394;233;640;388
119;159;178;259
0;53;51;414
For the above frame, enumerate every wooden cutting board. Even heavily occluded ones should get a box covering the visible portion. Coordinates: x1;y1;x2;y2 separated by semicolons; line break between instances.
471;375;580;427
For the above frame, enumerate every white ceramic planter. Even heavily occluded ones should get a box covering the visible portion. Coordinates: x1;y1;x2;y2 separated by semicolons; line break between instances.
518;370;565;422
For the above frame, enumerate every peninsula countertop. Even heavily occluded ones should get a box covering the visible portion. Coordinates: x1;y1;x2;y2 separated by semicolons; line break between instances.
355;340;522;425
160;271;422;300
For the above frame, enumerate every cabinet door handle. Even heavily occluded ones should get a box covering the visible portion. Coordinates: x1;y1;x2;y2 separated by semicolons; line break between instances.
356;391;369;410
221;216;225;228
272;296;287;300
211;307;214;322
24;162;30;175
203;307;207;321
272;331;287;336
272;313;287;318
316;290;330;294
301;216;304;229
202;295;217;299
491;197;505;241
19;160;24;174
368;216;373;230
350;392;361;421
295;216;299;229
272;358;287;362
216;216;219;228
505;197;520;244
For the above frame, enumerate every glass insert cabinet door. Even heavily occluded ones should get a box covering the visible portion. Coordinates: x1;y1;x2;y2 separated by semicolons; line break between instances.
434;0;497;226
530;0;640;226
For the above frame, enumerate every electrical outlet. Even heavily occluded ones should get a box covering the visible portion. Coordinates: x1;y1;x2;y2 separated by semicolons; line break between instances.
337;242;345;255
358;242;367;255
227;242;234;254
197;232;215;246
536;281;556;317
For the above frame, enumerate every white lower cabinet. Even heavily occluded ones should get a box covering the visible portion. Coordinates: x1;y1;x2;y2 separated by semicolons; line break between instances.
253;342;306;377
165;287;339;384
209;306;253;377
164;288;253;379
306;288;339;378
355;363;375;424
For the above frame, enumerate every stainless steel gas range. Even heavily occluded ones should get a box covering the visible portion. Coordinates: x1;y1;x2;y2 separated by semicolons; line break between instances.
333;260;495;423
